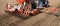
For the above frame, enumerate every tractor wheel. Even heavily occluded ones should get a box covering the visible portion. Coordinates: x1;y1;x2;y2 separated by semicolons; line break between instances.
18;9;23;14
21;10;30;19
31;9;38;15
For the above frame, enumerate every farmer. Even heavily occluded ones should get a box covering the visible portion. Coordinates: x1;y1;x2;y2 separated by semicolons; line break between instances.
38;0;43;9
31;0;37;9
43;0;49;7
35;0;38;8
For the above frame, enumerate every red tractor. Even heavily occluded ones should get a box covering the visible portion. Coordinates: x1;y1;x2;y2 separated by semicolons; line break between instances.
6;2;39;18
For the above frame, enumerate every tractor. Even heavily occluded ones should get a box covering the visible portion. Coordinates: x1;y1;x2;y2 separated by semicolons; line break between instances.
6;0;39;18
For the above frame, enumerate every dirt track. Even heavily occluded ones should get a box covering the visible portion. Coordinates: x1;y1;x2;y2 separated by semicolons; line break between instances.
0;0;60;26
